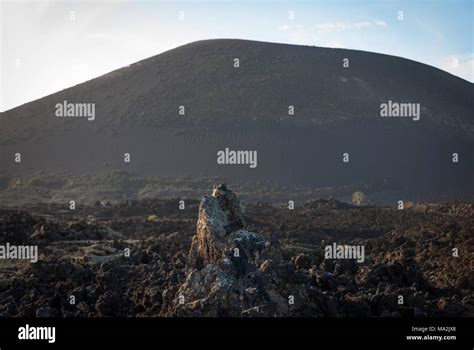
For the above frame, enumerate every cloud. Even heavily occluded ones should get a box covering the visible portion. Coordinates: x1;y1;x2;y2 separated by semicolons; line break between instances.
315;20;388;33
277;24;319;45
374;20;387;28
278;20;387;46
440;54;474;82
315;21;348;33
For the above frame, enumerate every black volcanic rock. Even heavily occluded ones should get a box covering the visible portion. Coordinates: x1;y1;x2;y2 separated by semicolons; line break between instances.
0;191;472;317
1;39;473;202
169;185;312;316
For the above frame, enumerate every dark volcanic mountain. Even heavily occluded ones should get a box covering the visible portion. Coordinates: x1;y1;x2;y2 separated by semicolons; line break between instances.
1;39;473;202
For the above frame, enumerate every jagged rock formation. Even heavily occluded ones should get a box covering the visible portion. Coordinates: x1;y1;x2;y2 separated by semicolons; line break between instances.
168;184;310;316
164;185;472;318
187;184;246;268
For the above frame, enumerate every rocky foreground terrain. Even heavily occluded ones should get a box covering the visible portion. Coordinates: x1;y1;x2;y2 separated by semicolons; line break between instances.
0;185;472;317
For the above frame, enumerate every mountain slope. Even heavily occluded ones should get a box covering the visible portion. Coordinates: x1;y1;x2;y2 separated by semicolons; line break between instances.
1;39;473;202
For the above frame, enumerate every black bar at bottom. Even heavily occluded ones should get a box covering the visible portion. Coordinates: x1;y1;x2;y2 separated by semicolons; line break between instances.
0;317;472;347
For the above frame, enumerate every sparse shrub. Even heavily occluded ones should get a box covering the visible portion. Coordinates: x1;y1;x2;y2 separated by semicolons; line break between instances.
352;191;365;206
147;214;158;222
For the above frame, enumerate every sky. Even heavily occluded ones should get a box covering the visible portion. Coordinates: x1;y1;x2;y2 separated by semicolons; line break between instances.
0;0;472;112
